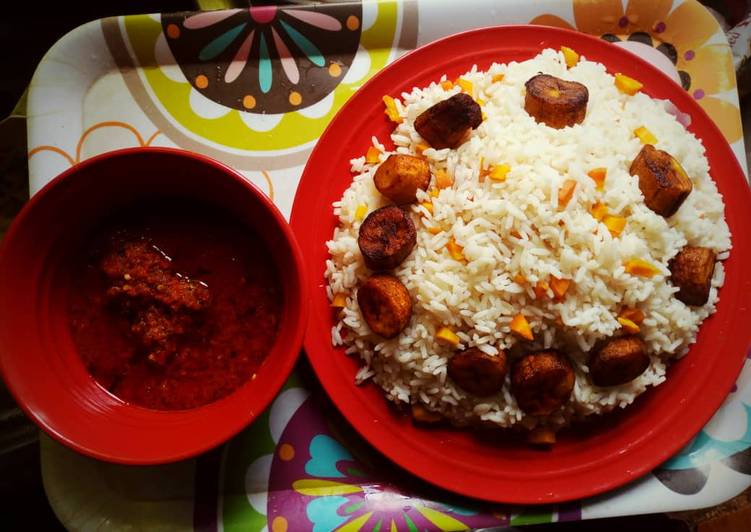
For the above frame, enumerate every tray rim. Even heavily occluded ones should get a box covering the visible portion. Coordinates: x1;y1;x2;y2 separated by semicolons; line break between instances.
25;5;751;528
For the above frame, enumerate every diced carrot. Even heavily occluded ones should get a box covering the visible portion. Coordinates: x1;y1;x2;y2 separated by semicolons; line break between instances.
534;279;549;299
510;314;534;341
436;326;460;346
617;316;640;334
558;179;578;209
513;273;527;285
365;146;381;164
603;215;626;237
624;259;660;277
457;78;473;94
614;73;643;95
561;46;579;68
415;142;430;157
550;277;571;300
354;204;368;221
411;403;442;423
671;158;689;179
478;157;486;180
528;427;556;445
382;95;402;123
634;126;657;145
591;202;608;221
429;188;440;198
446;237;464;261
619;307;645;324
419;201;433;215
434;168;454;189
492;73;505;83
488;164;510;182
427;225;442;235
587;167;607;190
331;293;347;308
440;79;454;90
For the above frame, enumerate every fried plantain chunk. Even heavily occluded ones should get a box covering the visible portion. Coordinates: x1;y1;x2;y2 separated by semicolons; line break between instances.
511;350;575;416
414;93;482;149
358;206;417;271
524;74;588;129
589;337;649;387
357;274;412;338
373;154;431;205
630;144;693;217
448;348;508;397
669;246;716;306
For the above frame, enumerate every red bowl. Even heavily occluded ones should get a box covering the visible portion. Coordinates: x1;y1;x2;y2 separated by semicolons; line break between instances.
0;147;307;464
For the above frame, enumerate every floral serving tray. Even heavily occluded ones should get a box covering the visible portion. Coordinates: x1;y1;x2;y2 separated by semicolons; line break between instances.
28;1;751;529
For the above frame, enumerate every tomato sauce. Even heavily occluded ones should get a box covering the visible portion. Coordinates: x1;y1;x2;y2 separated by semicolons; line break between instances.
68;201;282;410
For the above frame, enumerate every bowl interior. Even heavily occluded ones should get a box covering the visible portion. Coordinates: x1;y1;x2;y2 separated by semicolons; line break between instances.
0;148;306;464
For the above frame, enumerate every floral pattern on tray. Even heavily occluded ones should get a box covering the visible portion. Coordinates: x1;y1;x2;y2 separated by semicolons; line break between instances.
162;4;363;114
115;1;398;158
218;383;584;530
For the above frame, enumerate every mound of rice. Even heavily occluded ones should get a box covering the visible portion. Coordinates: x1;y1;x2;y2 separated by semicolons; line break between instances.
325;49;731;431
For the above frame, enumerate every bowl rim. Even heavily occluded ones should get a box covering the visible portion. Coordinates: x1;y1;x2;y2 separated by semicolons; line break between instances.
0;146;308;464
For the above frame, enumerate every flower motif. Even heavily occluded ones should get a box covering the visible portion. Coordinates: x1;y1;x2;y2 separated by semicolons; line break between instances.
114;1;395;157
224;385;582;529
531;0;742;143
163;1;362;113
265;395;516;530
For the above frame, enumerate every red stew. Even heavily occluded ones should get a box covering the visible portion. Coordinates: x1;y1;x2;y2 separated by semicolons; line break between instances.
69;201;282;410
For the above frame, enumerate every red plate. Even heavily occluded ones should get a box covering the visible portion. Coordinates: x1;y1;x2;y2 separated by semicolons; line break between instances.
291;26;751;503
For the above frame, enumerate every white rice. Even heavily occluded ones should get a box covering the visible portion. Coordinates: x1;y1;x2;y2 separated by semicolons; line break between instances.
325;49;731;430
